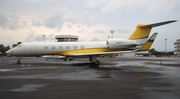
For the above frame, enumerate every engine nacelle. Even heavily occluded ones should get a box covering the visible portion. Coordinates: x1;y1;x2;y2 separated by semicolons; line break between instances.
106;39;137;49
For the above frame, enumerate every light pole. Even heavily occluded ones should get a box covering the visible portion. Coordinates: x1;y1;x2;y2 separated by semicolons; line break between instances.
110;30;114;38
42;35;45;42
165;39;167;56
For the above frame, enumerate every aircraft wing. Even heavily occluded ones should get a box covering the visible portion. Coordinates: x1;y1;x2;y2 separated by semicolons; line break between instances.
66;51;133;57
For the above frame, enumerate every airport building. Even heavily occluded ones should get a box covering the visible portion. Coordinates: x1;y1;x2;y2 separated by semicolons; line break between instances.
174;39;180;57
55;35;79;42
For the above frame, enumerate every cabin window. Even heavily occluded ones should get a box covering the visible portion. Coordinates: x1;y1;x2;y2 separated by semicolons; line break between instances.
59;46;63;49
66;46;70;49
80;45;84;49
73;46;77;49
52;46;55;49
44;46;48;49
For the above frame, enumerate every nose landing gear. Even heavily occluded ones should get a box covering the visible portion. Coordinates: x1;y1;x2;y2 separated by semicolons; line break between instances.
16;57;22;64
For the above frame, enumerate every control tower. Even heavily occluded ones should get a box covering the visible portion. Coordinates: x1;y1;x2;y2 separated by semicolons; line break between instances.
55;35;79;42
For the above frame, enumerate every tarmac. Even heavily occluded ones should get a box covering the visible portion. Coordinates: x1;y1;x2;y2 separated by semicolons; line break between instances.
0;56;180;99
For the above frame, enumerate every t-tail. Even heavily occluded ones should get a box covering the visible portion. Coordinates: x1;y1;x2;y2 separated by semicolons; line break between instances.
128;20;177;48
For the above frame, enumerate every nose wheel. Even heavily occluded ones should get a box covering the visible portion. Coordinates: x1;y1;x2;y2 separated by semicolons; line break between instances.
16;60;21;64
16;57;22;64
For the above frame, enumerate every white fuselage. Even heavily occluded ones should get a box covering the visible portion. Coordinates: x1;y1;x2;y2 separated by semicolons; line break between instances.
9;42;106;56
6;39;137;56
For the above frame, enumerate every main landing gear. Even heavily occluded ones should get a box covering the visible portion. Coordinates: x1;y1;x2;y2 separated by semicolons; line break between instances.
16;57;22;64
89;55;99;68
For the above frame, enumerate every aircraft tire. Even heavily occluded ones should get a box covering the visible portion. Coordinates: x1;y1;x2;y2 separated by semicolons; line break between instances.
95;60;99;68
96;60;99;65
89;62;95;68
89;60;99;68
16;60;21;64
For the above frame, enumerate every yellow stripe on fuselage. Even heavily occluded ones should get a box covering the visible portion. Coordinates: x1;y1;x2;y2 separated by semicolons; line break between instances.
52;48;125;56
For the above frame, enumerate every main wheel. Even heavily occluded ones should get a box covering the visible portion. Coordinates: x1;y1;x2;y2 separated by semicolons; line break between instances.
95;60;99;68
89;60;99;68
95;60;99;65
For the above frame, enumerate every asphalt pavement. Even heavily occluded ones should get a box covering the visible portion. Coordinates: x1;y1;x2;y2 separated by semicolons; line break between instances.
0;56;180;99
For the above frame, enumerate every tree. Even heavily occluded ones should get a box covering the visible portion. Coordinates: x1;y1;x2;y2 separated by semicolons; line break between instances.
17;42;22;45
166;51;174;56
12;42;22;48
149;48;157;55
12;44;17;48
149;48;174;57
0;44;10;56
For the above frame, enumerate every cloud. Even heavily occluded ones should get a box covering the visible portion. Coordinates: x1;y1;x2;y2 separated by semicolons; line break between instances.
84;1;104;9
0;0;179;51
90;37;100;42
20;21;27;28
35;35;44;42
26;30;35;42
32;19;43;27
6;20;19;30
146;0;169;15
47;34;55;42
0;14;27;30
94;30;105;33
77;29;87;33
115;29;130;34
44;15;64;29
145;0;177;15
26;31;55;42
99;0;146;15
9;14;20;20
0;13;8;28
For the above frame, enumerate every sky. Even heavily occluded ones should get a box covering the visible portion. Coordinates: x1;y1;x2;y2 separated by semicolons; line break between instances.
0;0;179;51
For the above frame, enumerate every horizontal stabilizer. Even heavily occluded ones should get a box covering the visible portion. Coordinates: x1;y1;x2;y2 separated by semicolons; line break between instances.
139;20;177;28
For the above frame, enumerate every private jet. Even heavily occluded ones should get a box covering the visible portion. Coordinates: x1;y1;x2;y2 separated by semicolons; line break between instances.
6;20;176;67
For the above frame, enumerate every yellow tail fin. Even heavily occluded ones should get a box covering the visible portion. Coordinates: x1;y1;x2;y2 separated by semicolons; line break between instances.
128;20;177;40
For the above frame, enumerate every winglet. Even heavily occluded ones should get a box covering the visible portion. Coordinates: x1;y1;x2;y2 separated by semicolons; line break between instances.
136;33;158;51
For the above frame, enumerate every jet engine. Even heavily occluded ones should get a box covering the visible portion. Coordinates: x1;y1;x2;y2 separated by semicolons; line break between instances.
106;39;137;49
